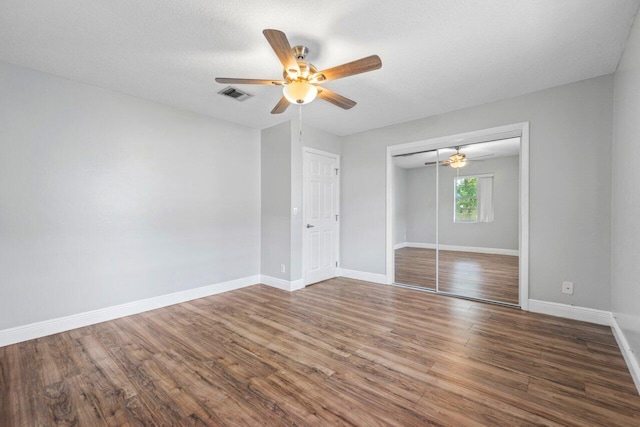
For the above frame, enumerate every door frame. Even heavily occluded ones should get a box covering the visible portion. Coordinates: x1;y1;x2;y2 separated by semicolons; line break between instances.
302;147;341;287
385;122;530;310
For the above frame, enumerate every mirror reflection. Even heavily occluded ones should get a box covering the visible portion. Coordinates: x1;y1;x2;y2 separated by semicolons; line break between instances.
393;152;437;290
393;137;520;305
437;139;520;304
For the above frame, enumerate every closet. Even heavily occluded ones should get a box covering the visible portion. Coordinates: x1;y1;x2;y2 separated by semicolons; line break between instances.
392;138;521;306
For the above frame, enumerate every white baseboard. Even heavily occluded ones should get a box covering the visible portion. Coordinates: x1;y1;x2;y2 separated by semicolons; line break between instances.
439;244;519;256
610;316;640;394
260;275;292;291
402;242;518;256
528;299;612;325
339;268;387;284
394;242;408;250
260;275;305;292
405;242;437;249
0;275;261;348
291;279;305;291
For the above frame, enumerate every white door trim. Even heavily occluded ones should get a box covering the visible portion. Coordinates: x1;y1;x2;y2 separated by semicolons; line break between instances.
385;122;530;310
302;147;340;286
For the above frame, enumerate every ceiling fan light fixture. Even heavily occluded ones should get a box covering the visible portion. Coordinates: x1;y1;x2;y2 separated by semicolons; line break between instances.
449;159;467;168
448;152;467;168
283;80;317;104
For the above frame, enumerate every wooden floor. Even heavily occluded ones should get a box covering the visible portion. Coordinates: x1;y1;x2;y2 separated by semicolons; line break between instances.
2;279;639;426
395;248;519;304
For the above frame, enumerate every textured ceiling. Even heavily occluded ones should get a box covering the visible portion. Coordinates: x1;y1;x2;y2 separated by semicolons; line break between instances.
1;0;638;136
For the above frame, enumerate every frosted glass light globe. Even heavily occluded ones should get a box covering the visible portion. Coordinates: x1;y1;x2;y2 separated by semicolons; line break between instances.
283;80;318;104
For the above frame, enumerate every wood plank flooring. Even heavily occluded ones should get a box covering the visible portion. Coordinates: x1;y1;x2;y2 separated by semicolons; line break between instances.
395;248;519;304
2;278;639;426
395;247;437;290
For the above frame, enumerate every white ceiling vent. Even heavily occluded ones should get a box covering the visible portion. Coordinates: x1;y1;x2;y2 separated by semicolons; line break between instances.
218;86;253;102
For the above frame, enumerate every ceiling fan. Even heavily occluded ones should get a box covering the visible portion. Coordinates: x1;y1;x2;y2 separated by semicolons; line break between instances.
215;29;382;114
425;146;494;168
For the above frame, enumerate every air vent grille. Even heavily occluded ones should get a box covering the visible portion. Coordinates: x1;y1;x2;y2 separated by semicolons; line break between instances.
218;86;253;102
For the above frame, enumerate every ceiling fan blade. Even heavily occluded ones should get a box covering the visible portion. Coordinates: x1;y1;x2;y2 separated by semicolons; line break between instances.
393;149;437;158
424;161;439;165
263;29;300;78
468;153;495;160
215;78;284;85
271;97;290;114
314;55;382;82
317;87;357;110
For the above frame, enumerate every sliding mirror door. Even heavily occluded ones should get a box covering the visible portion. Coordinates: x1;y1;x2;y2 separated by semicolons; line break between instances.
437;139;520;305
393;152;438;290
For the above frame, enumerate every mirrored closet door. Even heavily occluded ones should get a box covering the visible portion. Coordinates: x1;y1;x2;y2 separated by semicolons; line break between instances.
393;137;521;306
393;151;437;290
437;139;520;305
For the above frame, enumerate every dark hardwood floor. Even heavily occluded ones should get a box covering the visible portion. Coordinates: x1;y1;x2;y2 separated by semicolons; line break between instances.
395;247;437;290
2;278;639;426
395;247;519;304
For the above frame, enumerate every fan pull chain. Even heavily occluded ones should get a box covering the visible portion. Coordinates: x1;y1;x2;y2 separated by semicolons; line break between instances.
299;105;303;144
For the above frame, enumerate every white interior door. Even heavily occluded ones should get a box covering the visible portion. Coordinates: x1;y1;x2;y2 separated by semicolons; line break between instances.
304;150;339;285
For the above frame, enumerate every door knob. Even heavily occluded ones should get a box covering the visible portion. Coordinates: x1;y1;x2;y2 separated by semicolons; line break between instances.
306;224;315;228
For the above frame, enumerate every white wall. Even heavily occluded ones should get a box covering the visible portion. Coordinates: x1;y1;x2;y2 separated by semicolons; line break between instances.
0;61;261;330
612;11;640;369
341;75;613;310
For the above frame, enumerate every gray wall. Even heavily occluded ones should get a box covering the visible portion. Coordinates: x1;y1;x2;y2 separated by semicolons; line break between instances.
393;165;407;245
341;75;613;310
297;121;342;155
437;155;519;249
0;61;261;330
612;12;640;368
291;120;341;281
405;166;437;244
261;119;341;282
400;155;519;250
261;122;292;280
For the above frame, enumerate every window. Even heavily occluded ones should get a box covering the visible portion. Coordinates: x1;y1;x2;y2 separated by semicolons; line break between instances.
454;175;494;223
454;177;477;222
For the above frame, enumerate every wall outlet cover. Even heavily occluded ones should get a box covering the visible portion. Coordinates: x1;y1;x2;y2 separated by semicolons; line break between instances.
562;281;574;295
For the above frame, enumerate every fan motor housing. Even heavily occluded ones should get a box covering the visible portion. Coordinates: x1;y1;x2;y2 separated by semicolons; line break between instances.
284;62;317;81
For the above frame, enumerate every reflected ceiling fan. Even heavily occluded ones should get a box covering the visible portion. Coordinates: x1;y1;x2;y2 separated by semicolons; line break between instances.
425;146;494;169
215;29;382;114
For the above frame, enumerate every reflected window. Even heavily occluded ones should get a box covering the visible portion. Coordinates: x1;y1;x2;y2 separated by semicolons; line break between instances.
454;175;494;223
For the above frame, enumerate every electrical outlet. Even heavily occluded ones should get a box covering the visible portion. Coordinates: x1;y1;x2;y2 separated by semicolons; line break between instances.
281;264;286;273
562;281;574;295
